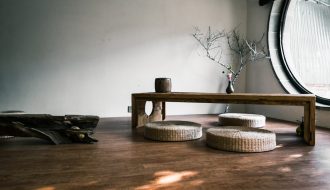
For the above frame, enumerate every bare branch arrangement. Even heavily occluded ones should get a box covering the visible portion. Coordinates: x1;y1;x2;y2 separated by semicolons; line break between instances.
192;26;270;86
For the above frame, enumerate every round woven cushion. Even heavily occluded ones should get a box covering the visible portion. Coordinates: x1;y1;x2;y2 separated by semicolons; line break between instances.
219;113;266;128
144;120;202;141
206;126;276;152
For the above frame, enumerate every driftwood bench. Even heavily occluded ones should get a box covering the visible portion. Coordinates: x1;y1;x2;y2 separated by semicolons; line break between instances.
131;92;316;145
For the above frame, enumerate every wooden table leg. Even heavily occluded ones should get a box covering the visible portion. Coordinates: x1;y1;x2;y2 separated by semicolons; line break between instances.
132;95;137;128
132;96;164;128
132;96;149;128
162;102;166;120
136;100;148;127
304;101;315;145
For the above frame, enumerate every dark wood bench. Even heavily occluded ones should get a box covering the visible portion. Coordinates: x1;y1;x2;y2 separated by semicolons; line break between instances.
131;92;316;145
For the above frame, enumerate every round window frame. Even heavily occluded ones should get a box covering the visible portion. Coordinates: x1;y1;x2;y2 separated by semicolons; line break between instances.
268;0;330;106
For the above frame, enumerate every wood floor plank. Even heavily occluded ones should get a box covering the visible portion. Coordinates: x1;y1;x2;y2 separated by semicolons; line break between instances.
1;115;330;190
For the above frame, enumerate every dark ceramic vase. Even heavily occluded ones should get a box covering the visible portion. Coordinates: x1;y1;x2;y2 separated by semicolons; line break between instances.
226;81;234;94
155;78;172;93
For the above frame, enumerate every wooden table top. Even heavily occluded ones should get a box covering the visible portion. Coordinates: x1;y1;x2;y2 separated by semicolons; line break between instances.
132;92;315;105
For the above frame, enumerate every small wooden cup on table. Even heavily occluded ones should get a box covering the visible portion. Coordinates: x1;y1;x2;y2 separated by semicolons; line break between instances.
155;78;172;93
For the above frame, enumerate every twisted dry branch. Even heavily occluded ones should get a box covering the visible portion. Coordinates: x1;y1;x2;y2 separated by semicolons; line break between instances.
192;26;270;86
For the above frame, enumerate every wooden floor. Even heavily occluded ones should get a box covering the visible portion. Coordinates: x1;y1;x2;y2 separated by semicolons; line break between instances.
1;115;330;190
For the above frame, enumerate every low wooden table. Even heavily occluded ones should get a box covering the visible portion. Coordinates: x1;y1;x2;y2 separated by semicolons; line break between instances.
131;92;316;145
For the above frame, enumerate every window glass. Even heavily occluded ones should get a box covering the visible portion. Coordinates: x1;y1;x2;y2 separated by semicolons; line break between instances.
282;0;330;99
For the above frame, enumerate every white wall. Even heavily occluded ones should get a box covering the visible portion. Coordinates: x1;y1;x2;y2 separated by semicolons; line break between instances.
0;0;247;117
246;0;330;128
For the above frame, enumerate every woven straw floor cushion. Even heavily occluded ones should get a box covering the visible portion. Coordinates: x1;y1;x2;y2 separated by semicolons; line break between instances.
218;113;266;128
206;126;276;152
144;120;202;141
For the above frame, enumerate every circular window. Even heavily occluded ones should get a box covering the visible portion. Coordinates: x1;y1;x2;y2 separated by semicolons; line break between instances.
269;0;330;105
